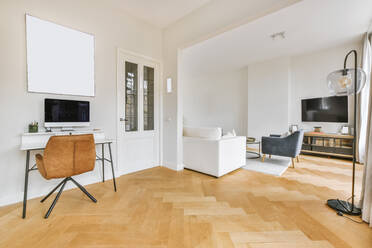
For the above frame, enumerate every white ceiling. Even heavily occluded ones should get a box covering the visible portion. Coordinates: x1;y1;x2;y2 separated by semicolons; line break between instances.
110;0;211;28
181;0;372;76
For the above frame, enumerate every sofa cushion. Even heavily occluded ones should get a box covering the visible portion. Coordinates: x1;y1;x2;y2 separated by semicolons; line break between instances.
223;129;236;138
183;126;222;140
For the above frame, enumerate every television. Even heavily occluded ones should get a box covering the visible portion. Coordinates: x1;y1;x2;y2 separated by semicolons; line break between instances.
301;96;348;123
44;99;90;128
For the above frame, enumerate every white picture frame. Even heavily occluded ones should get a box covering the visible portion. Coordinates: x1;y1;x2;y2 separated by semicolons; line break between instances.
341;125;350;135
26;14;95;96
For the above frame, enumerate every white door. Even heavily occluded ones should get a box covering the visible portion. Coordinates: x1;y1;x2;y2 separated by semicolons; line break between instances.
117;50;160;174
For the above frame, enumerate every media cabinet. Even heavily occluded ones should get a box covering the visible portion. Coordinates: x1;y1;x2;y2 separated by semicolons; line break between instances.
301;132;354;159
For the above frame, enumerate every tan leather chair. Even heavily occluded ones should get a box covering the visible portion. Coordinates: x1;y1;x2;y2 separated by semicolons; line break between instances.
36;134;97;218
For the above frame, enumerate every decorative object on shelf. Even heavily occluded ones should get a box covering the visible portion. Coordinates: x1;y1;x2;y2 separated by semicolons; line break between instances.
289;124;298;133
326;50;367;216
329;138;335;147
313;126;322;132
28;121;38;133
246;137;256;142
341;125;350;135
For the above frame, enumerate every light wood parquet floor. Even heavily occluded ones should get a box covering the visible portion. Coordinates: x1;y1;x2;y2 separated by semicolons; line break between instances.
0;155;371;248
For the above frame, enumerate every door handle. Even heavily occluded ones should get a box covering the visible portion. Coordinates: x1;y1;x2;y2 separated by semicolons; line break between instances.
120;118;128;122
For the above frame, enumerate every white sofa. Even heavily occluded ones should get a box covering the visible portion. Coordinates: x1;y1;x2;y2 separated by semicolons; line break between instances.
183;127;246;177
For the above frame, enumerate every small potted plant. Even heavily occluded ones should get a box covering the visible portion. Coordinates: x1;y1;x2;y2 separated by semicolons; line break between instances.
28;121;38;133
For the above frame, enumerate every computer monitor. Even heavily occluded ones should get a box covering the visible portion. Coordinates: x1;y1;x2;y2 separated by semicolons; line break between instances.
44;98;90;128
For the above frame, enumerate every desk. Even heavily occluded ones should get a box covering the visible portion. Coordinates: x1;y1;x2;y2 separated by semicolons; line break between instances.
20;131;117;218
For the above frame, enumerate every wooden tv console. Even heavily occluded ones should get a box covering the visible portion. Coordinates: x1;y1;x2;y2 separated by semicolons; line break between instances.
301;132;354;159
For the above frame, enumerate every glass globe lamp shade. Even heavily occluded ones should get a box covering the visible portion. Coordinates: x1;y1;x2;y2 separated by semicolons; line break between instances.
327;68;366;96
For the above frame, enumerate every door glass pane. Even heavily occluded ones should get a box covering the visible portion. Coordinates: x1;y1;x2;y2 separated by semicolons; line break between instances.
143;66;154;131
125;61;138;132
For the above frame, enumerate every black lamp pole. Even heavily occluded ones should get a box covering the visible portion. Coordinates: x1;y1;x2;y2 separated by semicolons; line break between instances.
327;50;361;215
345;50;357;212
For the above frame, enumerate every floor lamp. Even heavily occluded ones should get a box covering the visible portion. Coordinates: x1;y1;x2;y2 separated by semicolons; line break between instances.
326;50;366;215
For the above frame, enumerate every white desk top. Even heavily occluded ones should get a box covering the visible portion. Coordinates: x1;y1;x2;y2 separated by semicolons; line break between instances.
20;139;115;151
20;130;113;151
22;129;104;136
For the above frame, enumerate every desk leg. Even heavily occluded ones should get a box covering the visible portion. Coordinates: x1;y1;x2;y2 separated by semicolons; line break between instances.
102;144;105;182
108;143;117;192
22;150;30;219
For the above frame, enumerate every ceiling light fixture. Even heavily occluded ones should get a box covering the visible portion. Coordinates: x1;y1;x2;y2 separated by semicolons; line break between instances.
270;31;286;40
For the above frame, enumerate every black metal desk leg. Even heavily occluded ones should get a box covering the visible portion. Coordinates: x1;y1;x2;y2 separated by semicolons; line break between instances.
22;150;30;219
102;144;105;182
108;143;117;192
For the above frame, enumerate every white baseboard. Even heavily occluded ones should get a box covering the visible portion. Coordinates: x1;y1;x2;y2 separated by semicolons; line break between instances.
0;173;115;208
0;178;101;207
0;164;182;208
163;161;184;171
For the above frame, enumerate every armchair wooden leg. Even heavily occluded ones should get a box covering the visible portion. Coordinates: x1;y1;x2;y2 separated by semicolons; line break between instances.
291;158;295;168
296;156;300;163
262;154;266;162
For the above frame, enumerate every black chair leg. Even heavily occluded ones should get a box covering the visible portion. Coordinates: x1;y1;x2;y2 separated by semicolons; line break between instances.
40;178;68;203
69;177;97;203
44;179;67;219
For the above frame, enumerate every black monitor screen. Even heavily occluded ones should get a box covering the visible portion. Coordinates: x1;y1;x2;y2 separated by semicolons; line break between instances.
45;99;90;122
301;96;348;123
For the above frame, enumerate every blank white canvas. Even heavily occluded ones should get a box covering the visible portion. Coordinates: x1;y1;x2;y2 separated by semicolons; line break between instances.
26;15;95;96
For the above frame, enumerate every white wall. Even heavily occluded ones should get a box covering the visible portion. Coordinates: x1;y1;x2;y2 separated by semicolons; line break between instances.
290;42;360;133
246;42;361;139
183;68;248;136
163;0;298;170
0;0;162;206
247;58;290;139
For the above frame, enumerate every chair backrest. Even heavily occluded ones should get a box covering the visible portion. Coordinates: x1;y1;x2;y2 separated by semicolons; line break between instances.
38;134;96;179
287;130;305;156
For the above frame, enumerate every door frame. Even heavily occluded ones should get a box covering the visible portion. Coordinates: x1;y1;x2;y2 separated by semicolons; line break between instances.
116;48;163;175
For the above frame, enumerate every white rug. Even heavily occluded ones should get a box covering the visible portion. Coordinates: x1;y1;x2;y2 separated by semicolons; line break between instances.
243;156;291;176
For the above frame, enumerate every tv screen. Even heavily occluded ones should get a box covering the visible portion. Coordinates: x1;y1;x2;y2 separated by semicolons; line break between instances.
45;99;90;123
301;96;348;123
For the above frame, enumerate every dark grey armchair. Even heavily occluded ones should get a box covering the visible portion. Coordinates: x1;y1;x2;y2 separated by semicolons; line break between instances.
261;130;305;168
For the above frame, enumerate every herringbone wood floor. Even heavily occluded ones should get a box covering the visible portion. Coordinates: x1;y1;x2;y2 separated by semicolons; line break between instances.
0;155;371;248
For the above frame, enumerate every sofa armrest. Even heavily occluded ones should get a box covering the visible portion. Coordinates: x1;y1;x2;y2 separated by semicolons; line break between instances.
183;136;246;177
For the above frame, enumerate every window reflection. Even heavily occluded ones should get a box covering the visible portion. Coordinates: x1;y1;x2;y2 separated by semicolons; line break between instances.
143;66;154;131
125;62;138;132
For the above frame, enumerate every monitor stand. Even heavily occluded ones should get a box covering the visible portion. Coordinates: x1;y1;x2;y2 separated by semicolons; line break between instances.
61;127;75;132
